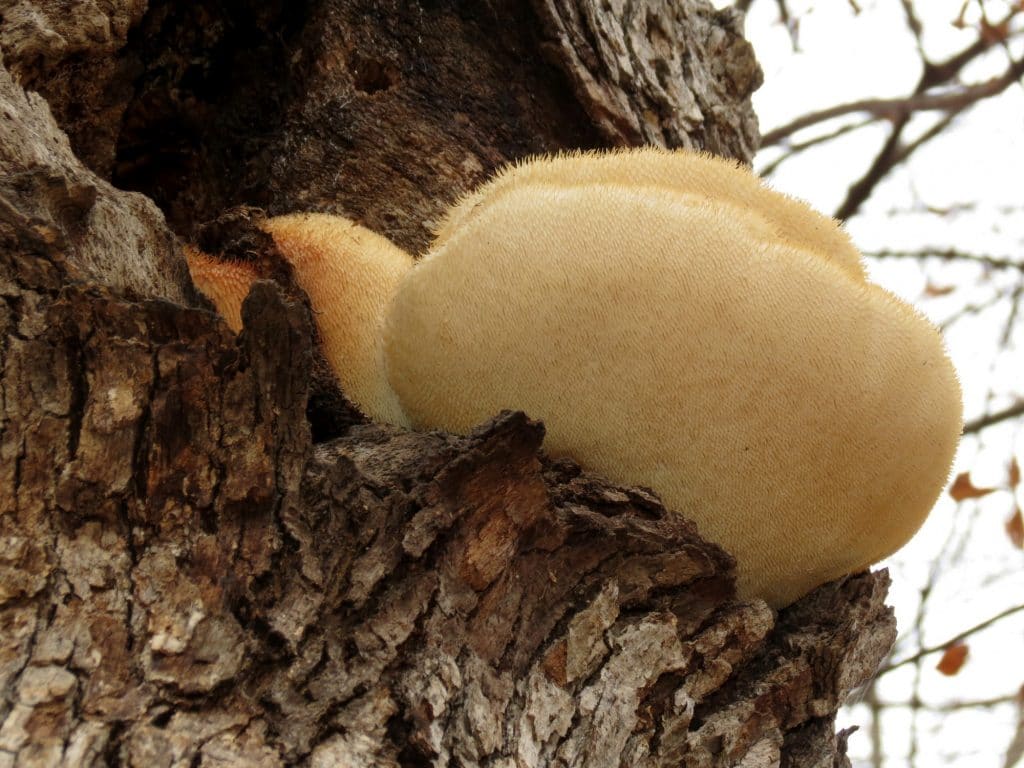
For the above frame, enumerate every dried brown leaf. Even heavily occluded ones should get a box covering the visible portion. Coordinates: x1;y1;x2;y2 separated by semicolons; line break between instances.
1007;508;1024;550
936;642;969;676
949;472;998;501
925;283;956;297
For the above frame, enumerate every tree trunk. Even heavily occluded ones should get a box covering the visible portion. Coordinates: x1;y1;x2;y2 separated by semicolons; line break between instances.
0;1;894;766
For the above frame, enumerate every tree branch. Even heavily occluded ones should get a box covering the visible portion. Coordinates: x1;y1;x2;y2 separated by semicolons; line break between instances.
881;603;1024;674
762;66;1022;147
963;401;1024;434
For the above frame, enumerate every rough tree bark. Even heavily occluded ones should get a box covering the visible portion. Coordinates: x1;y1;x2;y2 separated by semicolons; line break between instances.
0;1;896;766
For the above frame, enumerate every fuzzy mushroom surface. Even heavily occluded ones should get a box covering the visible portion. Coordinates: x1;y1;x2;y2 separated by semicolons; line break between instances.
262;214;413;427
184;245;260;334
185;149;963;608
185;214;413;426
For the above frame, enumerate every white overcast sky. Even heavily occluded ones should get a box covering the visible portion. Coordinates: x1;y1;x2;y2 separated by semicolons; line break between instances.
729;1;1024;766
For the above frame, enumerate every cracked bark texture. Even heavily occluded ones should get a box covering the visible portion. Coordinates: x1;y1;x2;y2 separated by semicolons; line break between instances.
1;1;896;766
531;0;762;158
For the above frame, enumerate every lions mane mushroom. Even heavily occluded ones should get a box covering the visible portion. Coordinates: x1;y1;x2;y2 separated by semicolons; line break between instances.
186;149;963;608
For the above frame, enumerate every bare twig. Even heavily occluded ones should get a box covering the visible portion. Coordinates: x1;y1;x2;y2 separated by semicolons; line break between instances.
864;693;1018;711
881;603;1024;674
890;108;962;165
900;0;925;47
757;5;1023;224
963;401;1024;434
834;114;909;222
865;248;1024;272
933;694;1019;711
1001;279;1023;346
759;118;872;176
831;12;1024;221
939;289;1016;332
866;684;884;768
775;0;799;50
761;70;1017;147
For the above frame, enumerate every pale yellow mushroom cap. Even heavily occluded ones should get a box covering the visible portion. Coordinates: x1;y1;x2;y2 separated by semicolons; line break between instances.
433;147;867;283
261;213;414;427
185;150;962;608
184;245;259;333
387;180;962;607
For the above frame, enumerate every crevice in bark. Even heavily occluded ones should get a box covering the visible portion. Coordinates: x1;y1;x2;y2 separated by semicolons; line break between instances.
112;0;311;234
103;1;606;253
